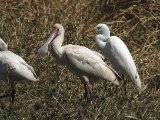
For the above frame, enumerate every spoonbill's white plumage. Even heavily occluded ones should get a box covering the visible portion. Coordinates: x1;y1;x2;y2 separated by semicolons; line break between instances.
0;38;8;51
95;23;141;90
0;38;38;103
38;23;121;101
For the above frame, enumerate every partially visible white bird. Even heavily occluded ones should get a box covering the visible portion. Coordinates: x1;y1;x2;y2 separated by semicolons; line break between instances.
0;38;8;51
94;23;141;91
0;38;38;103
38;23;121;101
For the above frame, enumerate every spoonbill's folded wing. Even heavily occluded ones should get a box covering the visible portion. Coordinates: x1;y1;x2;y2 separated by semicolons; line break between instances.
65;46;119;85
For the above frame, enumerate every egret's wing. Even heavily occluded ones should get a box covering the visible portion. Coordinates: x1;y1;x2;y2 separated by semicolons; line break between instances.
106;37;135;71
105;36;141;89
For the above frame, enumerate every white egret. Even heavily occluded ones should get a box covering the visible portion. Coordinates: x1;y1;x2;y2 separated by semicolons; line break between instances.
94;23;141;91
38;23;121;101
0;38;38;103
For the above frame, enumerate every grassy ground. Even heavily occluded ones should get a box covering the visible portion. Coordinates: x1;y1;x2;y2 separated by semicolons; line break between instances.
0;0;160;119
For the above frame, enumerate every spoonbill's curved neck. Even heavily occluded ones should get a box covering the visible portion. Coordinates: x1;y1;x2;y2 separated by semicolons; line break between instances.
52;29;65;58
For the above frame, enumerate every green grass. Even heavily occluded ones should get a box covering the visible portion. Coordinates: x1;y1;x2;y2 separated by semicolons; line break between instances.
0;0;160;119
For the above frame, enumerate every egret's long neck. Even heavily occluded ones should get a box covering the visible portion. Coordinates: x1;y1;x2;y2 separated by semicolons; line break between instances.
52;30;64;58
95;34;106;50
101;29;110;38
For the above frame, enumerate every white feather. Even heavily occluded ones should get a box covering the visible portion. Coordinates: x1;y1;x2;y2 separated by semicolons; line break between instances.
38;24;120;86
95;23;141;90
0;38;38;82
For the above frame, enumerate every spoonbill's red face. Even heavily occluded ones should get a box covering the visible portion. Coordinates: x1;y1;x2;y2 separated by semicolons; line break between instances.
52;26;59;35
38;25;60;54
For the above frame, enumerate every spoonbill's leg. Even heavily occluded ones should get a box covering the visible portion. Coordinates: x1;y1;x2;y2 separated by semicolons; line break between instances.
10;80;16;104
0;67;14;101
0;81;16;103
84;81;92;102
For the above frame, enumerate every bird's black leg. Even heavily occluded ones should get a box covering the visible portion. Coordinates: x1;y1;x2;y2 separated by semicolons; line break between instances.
0;68;11;100
0;81;16;102
121;74;124;80
124;79;127;97
120;74;127;96
84;83;88;99
10;80;16;104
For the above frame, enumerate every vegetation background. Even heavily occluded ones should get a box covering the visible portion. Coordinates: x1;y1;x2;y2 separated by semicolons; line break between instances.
0;0;159;119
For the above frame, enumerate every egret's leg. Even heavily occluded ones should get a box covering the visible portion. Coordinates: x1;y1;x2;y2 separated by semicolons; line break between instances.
114;73;124;96
124;79;127;96
121;74;124;80
120;74;127;96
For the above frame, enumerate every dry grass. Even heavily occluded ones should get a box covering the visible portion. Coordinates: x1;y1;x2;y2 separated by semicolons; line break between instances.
0;0;160;119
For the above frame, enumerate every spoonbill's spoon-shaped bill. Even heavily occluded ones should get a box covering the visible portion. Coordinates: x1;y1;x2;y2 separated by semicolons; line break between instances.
0;38;8;51
38;28;58;54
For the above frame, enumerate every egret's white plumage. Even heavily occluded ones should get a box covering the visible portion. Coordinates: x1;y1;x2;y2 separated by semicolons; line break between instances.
0;38;38;103
38;24;120;100
95;23;141;90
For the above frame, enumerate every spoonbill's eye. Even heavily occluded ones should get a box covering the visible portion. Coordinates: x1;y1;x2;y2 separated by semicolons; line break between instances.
52;27;59;32
56;28;59;31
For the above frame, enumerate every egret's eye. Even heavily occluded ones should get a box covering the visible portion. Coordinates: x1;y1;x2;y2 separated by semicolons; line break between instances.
97;26;100;30
135;75;137;79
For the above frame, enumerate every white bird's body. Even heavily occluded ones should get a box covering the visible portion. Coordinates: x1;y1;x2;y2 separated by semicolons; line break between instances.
0;38;38;103
0;51;38;81
0;38;8;51
38;24;120;100
59;44;119;84
95;24;141;90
